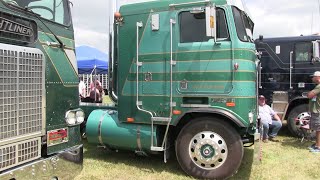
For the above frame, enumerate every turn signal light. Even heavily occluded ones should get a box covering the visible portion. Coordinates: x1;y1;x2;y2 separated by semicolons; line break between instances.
226;102;235;107
127;117;134;123
173;110;182;115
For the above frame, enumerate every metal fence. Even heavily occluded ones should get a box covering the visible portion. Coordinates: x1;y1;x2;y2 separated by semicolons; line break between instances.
79;74;108;96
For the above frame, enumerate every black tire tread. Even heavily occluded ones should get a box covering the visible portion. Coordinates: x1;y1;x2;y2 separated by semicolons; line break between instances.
175;117;243;179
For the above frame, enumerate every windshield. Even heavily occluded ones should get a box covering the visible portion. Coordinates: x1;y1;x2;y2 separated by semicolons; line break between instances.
232;6;254;42
3;0;71;26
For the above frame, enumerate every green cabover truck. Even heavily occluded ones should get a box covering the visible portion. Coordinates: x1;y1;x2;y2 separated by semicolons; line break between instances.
0;0;83;179
85;0;260;179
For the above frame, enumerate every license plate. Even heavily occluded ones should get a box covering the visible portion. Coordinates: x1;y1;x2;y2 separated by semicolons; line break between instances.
47;128;68;146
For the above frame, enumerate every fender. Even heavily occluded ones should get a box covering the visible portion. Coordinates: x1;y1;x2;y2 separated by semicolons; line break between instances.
284;96;309;120
173;108;246;128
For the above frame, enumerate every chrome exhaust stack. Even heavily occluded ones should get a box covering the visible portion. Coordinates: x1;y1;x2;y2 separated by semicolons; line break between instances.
108;0;118;102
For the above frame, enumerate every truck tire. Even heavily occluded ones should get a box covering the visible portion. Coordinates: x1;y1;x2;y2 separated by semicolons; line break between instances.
287;104;314;138
175;117;243;179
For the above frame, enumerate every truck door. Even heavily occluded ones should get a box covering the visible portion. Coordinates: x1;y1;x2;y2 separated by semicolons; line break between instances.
135;7;230;118
293;42;314;90
136;11;177;118
176;7;232;95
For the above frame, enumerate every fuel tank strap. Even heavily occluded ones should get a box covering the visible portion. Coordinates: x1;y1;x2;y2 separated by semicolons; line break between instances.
98;111;109;146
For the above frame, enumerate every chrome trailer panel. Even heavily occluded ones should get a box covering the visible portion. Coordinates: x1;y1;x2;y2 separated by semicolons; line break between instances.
0;145;83;180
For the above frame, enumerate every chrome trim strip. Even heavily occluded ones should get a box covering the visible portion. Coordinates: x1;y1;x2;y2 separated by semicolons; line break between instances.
181;104;211;108
135;21;154;117
151;117;171;122
289;51;293;89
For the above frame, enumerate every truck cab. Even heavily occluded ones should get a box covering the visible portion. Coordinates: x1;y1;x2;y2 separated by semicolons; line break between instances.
0;0;83;179
255;35;320;137
85;0;259;179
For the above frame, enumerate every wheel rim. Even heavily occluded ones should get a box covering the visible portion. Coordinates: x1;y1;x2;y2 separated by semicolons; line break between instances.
295;112;310;128
189;131;228;170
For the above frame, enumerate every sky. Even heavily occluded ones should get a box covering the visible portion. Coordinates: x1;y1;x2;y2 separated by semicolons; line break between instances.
72;0;320;53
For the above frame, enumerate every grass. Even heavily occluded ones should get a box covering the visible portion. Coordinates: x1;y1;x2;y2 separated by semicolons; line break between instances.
75;125;319;180
102;95;113;104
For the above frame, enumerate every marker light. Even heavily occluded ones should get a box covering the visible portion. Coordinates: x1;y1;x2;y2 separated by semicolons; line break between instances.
127;117;134;123
173;110;182;115
226;102;235;107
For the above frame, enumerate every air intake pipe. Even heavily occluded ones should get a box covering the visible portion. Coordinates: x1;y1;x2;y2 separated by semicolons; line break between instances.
108;0;118;102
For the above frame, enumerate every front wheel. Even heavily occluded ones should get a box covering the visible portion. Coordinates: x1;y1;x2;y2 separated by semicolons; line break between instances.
175;117;243;179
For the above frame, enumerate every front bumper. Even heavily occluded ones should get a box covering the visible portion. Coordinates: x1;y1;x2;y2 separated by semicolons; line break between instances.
1;144;83;180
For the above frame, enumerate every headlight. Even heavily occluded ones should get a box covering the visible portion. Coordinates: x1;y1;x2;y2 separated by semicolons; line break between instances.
76;110;85;124
65;109;85;126
65;111;76;125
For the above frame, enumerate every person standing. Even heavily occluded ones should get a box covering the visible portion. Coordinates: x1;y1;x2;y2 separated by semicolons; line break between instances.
307;71;320;152
89;76;102;92
89;80;103;103
258;95;282;142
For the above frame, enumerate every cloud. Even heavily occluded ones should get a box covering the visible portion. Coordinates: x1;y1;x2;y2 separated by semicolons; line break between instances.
119;0;156;6
74;28;108;53
245;0;320;37
72;0;320;52
72;0;109;52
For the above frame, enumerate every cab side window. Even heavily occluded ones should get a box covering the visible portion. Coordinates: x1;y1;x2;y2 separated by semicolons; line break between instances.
180;8;228;43
295;43;312;62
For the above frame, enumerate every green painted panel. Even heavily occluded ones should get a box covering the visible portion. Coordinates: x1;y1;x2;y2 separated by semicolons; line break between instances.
139;49;255;61
139;11;176;54
126;71;255;81
130;59;255;73
120;0;227;15
0;3;82;155
117;1;258;129
38;31;75;49
86;110;158;152
43;46;78;84
122;81;255;96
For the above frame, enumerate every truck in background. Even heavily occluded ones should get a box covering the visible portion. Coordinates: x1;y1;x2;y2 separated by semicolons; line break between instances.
0;0;83;179
84;0;260;179
255;35;320;137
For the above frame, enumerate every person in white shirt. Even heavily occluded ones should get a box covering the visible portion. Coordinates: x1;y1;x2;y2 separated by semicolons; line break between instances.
79;77;86;99
258;95;282;143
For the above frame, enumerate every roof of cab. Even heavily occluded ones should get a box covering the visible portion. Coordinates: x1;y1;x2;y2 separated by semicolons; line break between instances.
120;0;227;15
255;35;320;43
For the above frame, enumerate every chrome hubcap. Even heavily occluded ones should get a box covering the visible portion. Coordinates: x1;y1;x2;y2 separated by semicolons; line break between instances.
189;131;228;170
295;112;310;128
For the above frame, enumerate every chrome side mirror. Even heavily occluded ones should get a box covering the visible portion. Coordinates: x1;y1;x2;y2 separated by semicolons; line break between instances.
205;4;216;41
312;41;320;63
